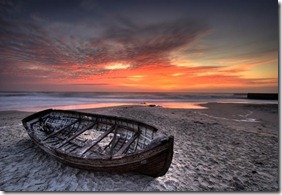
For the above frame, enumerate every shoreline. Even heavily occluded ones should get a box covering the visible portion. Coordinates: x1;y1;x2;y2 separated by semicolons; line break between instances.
0;102;279;191
1;100;278;113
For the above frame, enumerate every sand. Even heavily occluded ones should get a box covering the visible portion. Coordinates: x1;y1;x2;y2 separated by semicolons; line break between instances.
0;103;279;191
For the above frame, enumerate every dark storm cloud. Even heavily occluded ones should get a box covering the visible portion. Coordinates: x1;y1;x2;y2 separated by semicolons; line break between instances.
0;19;57;65
0;12;68;67
0;0;88;71
0;0;210;76
83;17;210;68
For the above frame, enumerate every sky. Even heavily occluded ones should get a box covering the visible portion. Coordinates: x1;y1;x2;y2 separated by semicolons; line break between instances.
0;0;279;92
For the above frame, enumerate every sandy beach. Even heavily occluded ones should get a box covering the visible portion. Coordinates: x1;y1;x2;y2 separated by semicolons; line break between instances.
0;103;279;191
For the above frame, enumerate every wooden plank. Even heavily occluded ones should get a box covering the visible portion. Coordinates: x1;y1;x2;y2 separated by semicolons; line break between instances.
57;122;97;148
114;132;140;156
109;125;119;155
42;119;79;141
109;137;124;155
78;124;117;155
103;136;115;151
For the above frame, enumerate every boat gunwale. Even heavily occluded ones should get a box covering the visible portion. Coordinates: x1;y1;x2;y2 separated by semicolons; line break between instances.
22;108;159;133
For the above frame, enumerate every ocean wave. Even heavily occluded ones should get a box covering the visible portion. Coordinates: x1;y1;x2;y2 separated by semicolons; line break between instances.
0;92;276;111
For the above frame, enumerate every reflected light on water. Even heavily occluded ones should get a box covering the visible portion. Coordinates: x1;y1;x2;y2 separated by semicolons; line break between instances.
21;102;208;112
54;102;208;110
158;102;207;109
54;103;137;110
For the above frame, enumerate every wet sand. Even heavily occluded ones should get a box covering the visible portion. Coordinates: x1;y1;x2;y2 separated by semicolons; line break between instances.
0;103;279;191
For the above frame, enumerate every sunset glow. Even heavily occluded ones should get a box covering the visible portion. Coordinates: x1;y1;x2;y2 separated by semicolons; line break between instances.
104;63;131;70
0;0;278;93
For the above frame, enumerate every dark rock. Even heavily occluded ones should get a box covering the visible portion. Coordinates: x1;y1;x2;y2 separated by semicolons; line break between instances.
247;93;278;100
254;161;264;165
194;121;204;125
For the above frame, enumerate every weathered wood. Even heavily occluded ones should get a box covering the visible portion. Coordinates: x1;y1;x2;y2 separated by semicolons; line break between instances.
42;119;79;141
57;122;97;148
78;124;117;155
109;125;120;155
22;109;174;177
114;131;140;156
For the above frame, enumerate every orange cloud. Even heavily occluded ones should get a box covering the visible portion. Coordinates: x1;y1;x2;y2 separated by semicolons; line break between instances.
57;61;271;92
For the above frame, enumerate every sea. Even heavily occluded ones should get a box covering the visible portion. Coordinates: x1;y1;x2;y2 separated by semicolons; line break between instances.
0;92;278;112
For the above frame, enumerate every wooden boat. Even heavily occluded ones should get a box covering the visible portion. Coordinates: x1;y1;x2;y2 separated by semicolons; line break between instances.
22;109;174;177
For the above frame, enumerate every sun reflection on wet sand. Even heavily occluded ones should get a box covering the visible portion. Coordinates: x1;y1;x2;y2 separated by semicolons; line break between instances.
52;102;208;110
156;102;207;109
20;102;208;112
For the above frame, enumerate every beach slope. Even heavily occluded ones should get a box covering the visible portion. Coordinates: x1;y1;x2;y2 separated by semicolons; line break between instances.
0;103;279;191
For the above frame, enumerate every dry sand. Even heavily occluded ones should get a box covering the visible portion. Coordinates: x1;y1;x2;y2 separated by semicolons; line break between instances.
0;103;279;191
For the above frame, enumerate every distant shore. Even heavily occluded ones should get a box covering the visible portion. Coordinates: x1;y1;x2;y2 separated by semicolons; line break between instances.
0;91;278;112
0;103;279;191
247;93;278;100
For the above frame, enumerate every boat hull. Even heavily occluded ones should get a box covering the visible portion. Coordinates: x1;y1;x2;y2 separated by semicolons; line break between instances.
22;109;174;177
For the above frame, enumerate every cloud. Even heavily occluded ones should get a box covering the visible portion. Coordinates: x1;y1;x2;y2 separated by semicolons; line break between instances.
96;17;210;66
0;7;210;78
0;18;65;66
104;63;131;70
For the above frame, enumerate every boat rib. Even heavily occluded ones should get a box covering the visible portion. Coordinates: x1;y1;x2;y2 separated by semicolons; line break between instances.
114;131;140;156
57;122;98;148
42;119;79;142
78;124;117;156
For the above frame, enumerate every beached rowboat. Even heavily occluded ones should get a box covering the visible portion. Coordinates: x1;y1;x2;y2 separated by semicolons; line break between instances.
22;109;174;177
